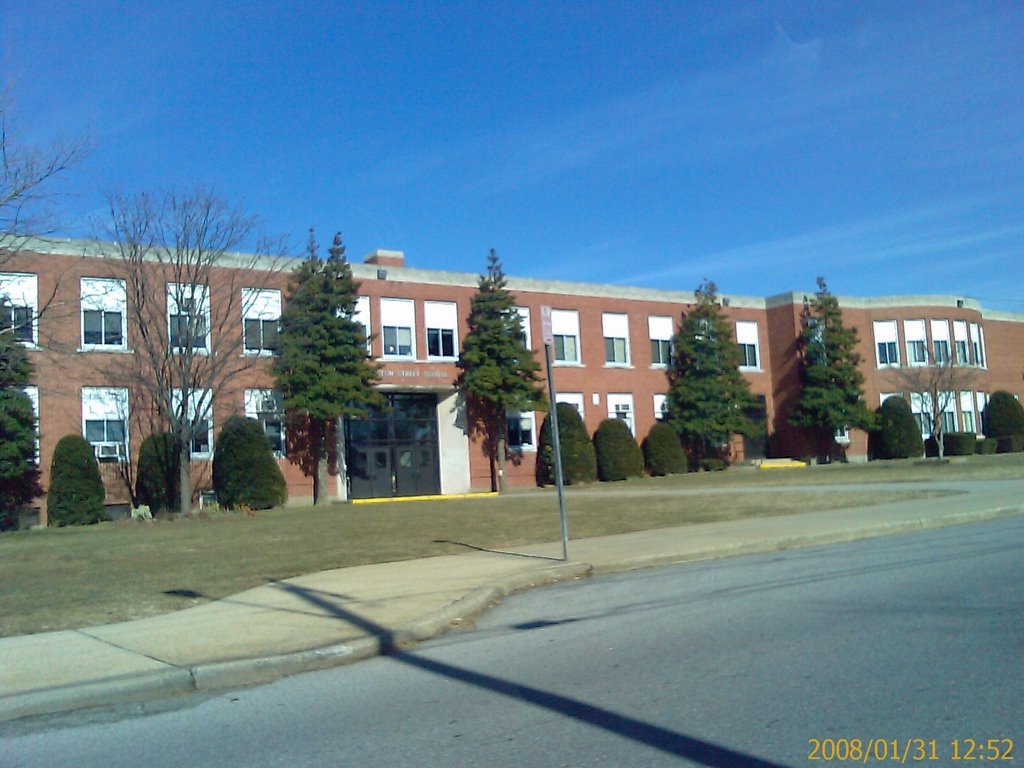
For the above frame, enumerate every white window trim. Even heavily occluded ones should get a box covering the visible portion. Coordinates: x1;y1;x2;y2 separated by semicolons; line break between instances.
241;288;282;357
0;272;39;347
653;393;668;421
354;296;371;352
424;301;459;360
167;283;211;354
82;386;130;462
602;313;631;368
515;307;532;350
606;393;636;436
904;319;928;367
506;410;537;452
873;321;899;368
551;309;582;366
80;277;128;352
244;388;286;456
736;320;760;371
380;298;416;359
648;315;673;368
24;385;40;463
556;392;585;419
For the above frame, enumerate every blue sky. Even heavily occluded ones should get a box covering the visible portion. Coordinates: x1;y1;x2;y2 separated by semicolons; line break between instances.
3;1;1021;309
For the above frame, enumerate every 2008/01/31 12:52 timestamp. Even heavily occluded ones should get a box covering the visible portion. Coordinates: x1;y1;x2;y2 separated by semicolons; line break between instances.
807;737;1015;763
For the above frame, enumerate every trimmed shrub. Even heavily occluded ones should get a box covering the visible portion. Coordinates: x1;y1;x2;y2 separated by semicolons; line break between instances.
996;434;1024;453
976;437;998;455
593;418;644;481
870;397;924;460
642;422;687;476
136;432;180;514
536;403;597;486
213;416;288;509
984;391;1024;439
943;432;976;457
47;434;105;526
700;458;727;471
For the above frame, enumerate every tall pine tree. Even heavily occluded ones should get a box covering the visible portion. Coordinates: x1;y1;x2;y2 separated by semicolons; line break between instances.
789;277;874;458
666;280;760;464
273;231;382;503
456;249;545;492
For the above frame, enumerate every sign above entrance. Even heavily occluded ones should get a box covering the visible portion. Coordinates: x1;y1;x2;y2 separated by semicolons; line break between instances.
540;305;553;346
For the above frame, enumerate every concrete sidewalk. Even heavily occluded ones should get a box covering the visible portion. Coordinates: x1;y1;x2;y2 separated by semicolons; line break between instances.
2;479;1021;722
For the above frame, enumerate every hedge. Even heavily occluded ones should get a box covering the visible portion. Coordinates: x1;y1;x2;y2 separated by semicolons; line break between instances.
136;433;180;514
870;397;924;460
213;416;288;509
642;421;687;476
976;438;998;455
47;434;105;526
536;403;597;485
942;432;977;457
996;434;1024;453
593;418;644;481
984;391;1024;439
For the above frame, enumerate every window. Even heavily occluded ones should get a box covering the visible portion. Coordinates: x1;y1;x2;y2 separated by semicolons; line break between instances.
909;392;932;437
833;426;850;444
381;298;415;358
245;389;286;456
607;393;635;435
602;313;630;366
506;411;536;451
953;320;969;365
940;395;957;435
167;283;210;352
82;387;129;462
931;320;950;366
975;392;989;433
425;301;458;359
354;296;371;352
80;278;127;349
904;320;927;366
736;321;759;369
551;309;580;364
648;316;673;367
969;323;985;367
959;391;976;433
0;273;37;344
24;386;39;462
653;393;668;421
514;307;531;350
556;392;585;418
242;288;281;355
172;388;213;457
873;321;899;367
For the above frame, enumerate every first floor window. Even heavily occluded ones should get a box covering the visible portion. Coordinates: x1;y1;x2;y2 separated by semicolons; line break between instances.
245;389;286;456
653;394;668;421
607;393;635;435
82;387;129;462
506;411;536;450
172;388;213;457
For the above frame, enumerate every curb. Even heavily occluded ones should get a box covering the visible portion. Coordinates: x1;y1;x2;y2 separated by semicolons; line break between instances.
2;507;1019;722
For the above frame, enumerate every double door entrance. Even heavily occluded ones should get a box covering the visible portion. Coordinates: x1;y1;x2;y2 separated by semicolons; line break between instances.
345;393;441;499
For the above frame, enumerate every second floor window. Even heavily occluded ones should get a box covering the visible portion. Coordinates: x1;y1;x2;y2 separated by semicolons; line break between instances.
648;316;673;367
242;288;281;355
736;321;759;369
551;309;580;364
168;283;210;352
81;278;127;349
0;272;37;344
602;313;630;365
381;298;415;358
425;301;458;359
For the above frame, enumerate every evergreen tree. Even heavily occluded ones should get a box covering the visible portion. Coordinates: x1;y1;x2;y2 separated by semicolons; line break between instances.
0;333;40;528
789;278;875;458
47;434;105;526
642;421;687;476
666;280;761;464
273;231;383;503
456;249;545;492
593;418;644;481
536;402;597;486
135;432;179;514
213;416;287;509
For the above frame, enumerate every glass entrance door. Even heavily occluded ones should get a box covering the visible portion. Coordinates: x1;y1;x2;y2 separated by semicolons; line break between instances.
345;393;441;499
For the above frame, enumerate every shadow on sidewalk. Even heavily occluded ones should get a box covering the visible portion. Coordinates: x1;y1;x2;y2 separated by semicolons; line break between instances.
432;539;563;561
277;581;793;768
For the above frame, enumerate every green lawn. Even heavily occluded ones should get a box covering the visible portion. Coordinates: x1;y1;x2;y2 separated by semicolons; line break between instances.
1;453;1019;637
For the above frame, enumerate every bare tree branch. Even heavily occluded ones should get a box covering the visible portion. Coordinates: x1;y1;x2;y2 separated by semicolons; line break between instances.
891;359;979;460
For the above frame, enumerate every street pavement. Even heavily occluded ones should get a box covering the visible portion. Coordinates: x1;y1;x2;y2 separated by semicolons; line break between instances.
2;477;1021;723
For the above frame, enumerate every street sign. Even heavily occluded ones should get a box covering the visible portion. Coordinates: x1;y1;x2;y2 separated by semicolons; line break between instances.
541;305;553;346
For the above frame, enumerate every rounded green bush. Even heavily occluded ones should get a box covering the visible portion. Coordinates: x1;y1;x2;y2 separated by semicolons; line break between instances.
870;397;924;460
984;391;1024;439
536;403;596;486
213;416;287;509
593;418;644;481
136;432;180;514
976;437;998;455
942;432;976;456
700;457;728;471
642;421;687;476
996;434;1024;453
47;434;105;526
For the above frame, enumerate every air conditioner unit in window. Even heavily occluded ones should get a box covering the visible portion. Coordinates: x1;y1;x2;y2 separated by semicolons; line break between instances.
95;442;126;461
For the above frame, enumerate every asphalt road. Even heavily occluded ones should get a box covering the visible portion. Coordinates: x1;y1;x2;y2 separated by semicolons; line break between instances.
5;516;1022;767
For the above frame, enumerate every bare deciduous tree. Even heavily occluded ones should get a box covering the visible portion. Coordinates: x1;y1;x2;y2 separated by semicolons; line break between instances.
892;358;979;460
1;93;89;258
98;185;287;514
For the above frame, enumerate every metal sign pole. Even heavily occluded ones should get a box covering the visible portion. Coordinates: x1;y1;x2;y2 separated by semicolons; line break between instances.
540;306;569;561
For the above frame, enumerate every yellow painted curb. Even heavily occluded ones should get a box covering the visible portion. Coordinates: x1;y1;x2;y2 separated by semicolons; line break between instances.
352;492;499;505
758;460;807;470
